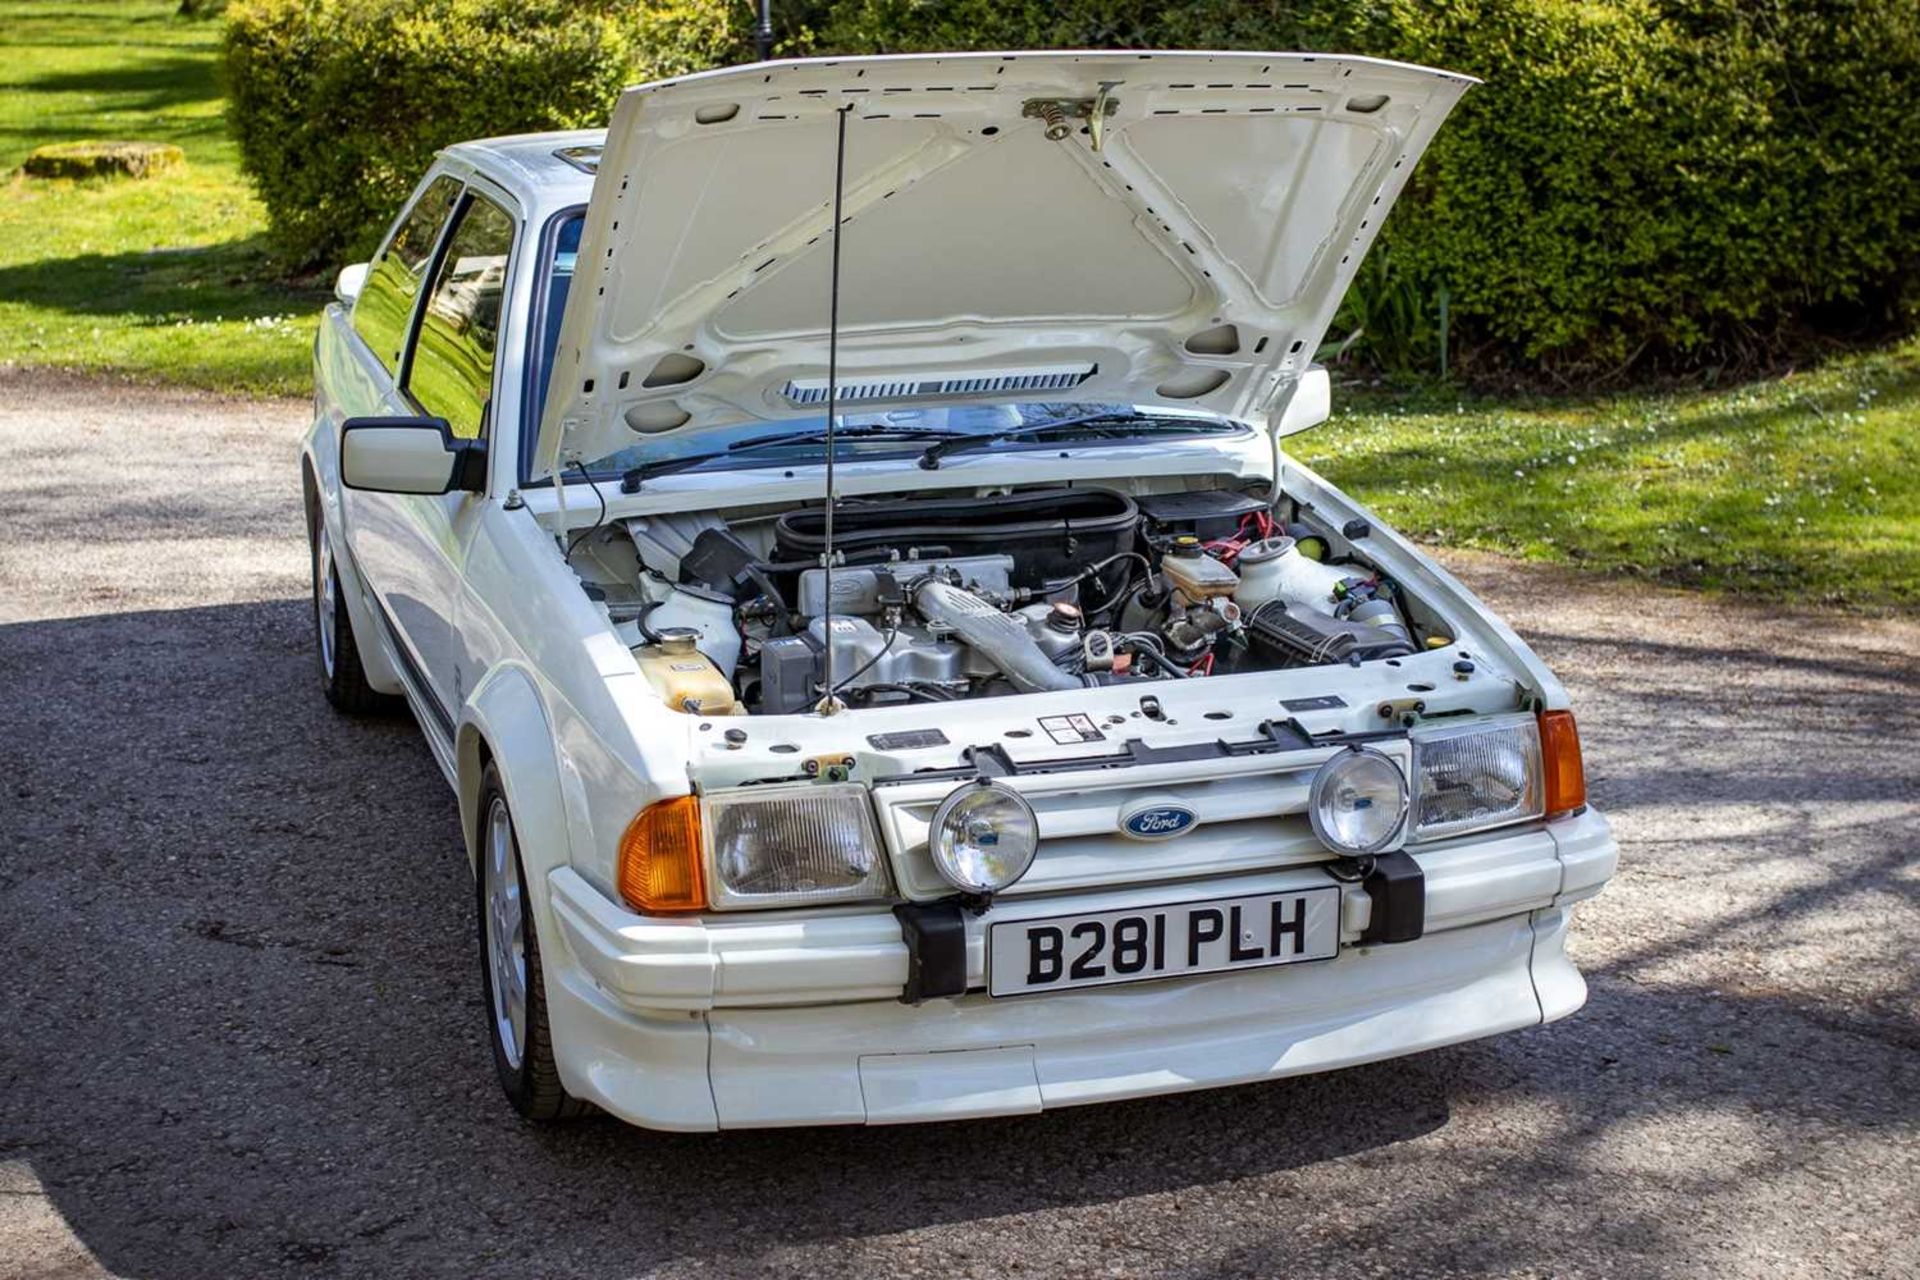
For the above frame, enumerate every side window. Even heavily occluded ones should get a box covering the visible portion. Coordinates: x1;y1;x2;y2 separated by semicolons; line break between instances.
406;193;515;440
351;174;462;374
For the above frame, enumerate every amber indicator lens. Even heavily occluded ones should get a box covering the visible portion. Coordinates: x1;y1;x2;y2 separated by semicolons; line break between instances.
618;795;706;913
1538;709;1588;819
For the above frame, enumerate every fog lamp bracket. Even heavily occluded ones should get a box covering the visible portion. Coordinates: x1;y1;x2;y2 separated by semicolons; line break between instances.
1348;849;1425;945
893;900;969;1003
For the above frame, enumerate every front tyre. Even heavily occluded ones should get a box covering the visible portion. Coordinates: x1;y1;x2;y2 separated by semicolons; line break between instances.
478;764;588;1121
308;515;395;715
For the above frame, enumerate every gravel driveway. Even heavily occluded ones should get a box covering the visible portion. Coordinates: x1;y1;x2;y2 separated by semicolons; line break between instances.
2;368;1915;1279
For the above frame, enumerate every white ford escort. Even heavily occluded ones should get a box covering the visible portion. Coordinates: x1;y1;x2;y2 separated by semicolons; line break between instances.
302;50;1616;1130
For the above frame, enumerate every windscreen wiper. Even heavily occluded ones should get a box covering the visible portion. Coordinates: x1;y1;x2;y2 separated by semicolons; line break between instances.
620;426;965;492
917;412;1238;470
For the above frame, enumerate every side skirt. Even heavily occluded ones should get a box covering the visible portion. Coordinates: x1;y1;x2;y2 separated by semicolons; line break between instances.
341;542;461;790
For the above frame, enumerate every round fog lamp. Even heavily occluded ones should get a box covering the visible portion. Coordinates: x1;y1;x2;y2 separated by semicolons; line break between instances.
1309;747;1408;855
928;780;1038;894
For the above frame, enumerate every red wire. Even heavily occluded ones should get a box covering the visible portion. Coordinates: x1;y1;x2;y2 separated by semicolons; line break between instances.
1193;513;1276;567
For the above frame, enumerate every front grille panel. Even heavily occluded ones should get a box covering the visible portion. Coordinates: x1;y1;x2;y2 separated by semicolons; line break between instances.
872;750;1370;901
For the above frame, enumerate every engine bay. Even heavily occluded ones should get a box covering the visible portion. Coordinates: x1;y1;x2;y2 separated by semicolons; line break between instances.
569;485;1456;717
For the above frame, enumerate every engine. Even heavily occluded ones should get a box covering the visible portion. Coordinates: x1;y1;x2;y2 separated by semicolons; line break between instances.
756;558;1114;712
598;487;1432;716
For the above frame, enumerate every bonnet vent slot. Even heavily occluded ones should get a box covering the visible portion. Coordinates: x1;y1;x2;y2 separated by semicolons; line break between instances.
782;364;1095;406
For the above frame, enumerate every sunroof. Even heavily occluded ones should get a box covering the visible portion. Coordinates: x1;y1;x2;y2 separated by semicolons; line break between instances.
553;146;603;174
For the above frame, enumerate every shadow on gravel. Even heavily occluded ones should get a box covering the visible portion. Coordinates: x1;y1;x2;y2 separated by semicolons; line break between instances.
1;481;289;543
1;597;1915;1279
1522;628;1920;716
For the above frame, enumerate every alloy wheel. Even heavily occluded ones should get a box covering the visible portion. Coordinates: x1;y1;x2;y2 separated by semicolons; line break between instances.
314;524;338;679
484;797;528;1070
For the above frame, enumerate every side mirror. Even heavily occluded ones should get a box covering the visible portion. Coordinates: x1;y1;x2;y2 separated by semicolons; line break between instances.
1273;366;1332;438
340;416;486;495
335;262;370;307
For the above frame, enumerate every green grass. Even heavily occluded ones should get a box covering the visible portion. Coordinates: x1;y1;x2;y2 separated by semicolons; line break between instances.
0;0;321;395
1294;337;1920;609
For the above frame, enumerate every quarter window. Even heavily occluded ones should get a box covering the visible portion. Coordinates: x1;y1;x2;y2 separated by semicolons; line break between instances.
351;174;461;374
407;194;516;440
529;213;584;449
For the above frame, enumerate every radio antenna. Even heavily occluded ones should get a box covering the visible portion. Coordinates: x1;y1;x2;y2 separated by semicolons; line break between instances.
815;102;853;716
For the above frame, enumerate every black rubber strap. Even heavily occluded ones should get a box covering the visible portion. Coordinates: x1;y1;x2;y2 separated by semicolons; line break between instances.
1358;849;1426;945
894;901;969;1002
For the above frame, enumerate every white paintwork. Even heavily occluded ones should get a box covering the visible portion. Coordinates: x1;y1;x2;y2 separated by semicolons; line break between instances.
339;425;457;494
1274;365;1332;438
552;902;1567;1129
335;261;369;306
301;54;1614;1132
536;50;1473;478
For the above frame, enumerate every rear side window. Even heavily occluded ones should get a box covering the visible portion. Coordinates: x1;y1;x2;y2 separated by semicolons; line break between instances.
351;174;462;374
406;193;516;439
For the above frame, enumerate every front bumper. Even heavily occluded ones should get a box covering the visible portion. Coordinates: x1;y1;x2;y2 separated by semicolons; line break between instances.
543;809;1616;1130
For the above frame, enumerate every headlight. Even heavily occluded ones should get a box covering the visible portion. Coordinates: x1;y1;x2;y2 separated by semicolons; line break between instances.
928;780;1039;894
1410;713;1544;842
702;782;891;910
1308;746;1409;855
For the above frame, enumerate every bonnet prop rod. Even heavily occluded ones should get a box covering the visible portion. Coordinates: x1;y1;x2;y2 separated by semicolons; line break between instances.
815;102;854;716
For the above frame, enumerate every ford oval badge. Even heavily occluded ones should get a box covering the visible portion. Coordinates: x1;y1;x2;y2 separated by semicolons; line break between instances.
1120;801;1198;841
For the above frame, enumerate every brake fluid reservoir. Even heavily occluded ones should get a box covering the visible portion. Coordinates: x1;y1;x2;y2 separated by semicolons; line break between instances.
1160;540;1238;603
1233;536;1352;616
635;630;741;715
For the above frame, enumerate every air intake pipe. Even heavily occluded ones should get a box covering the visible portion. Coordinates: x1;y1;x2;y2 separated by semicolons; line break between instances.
914;580;1083;693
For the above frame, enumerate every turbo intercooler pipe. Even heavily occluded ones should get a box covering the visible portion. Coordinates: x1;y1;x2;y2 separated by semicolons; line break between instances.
914;580;1083;694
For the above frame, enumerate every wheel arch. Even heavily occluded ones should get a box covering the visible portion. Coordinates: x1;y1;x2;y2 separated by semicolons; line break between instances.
461;663;600;1123
457;665;577;895
302;447;406;696
301;455;320;536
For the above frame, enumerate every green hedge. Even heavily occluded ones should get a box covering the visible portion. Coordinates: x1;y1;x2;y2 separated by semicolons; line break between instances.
802;0;1920;377
226;0;1920;379
1327;0;1920;377
224;0;742;266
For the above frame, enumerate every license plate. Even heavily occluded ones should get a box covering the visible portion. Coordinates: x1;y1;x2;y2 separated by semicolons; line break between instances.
987;886;1341;997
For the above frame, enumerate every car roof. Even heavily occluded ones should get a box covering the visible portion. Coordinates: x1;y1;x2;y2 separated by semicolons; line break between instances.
439;128;605;209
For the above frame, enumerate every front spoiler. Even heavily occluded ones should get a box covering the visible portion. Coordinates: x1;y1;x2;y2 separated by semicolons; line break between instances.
539;810;1615;1130
547;906;1582;1130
